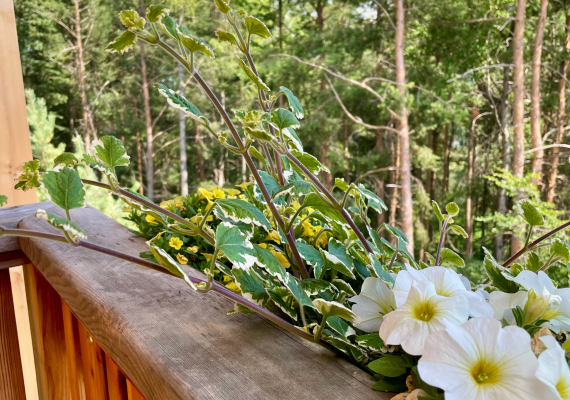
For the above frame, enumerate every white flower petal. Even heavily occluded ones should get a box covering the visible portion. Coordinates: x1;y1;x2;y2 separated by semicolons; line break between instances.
489;290;527;320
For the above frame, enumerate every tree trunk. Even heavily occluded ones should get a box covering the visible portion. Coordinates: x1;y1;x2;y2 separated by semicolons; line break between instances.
495;67;511;261
278;0;284;109
442;122;451;197
140;42;154;201
388;132;400;239
195;123;206;182
545;14;570;203
73;0;96;151
179;63;188;196
344;121;350;183
466;107;479;259
530;0;549;182
511;0;527;256
395;0;414;253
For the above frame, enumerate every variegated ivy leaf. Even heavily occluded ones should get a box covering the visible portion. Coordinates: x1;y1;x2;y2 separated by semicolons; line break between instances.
214;0;231;14
357;184;387;214
237;58;270;91
312;298;357;323
517;199;544;227
215;222;257;270
333;178;350;192
53;153;78;169
298;279;338;296
440;248;464;267
295;240;325;274
35;209;87;243
302;193;344;223
367;254;395;284
282;128;303;151
155;84;208;124
232;269;271;306
449;225;468;238
384;223;408;244
147;242;199;290
321;239;356;280
279;87;304;119
215;29;238;47
271;108;300;130
92;136;130;171
178;28;214;58
42;168;86;212
445;202;460;217
14;160;42;191
244;127;273;142
432;200;444;222
244;16;271;39
272;180;312;200
290;149;329;175
332;278;356;296
267;288;298;320
248;147;267;168
550;239;570;264
254;245;313;308
214;198;271;230
158;15;179;41
119;10;146;31
106;30;138;54
146;4;169;23
0;195;7;207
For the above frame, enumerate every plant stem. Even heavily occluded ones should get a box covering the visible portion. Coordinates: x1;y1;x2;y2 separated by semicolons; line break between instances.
435;217;449;265
388;250;400;270
313;316;328;342
503;220;570;268
82;179;215;245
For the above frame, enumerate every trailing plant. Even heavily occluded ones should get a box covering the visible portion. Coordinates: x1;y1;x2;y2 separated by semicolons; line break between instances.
2;3;570;399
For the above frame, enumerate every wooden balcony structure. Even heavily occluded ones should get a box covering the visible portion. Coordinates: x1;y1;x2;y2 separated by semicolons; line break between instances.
0;203;390;399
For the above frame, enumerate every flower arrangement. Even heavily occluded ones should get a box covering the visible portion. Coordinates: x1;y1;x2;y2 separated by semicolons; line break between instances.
2;2;570;399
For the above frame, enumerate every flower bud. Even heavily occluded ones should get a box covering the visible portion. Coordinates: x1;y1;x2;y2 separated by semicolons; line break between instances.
524;289;551;325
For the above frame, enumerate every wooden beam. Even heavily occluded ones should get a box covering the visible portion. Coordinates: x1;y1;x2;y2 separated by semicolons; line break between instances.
105;353;127;400
61;302;81;400
0;0;37;207
0;202;51;254
126;381;145;400
78;323;108;400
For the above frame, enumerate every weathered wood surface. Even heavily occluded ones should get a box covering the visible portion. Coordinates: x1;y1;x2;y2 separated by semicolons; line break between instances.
18;205;390;400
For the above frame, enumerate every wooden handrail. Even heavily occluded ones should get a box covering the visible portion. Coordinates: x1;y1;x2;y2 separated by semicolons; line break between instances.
0;203;389;400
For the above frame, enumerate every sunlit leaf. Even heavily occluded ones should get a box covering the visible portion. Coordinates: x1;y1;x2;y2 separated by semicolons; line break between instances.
517;199;544;227
313;298;357;323
245;16;271;39
214;198;271;230
91;136;130;170
445;202;459;217
439;248;464;267
178;29;215;58
271;108;300;130
118;10;145;31
215;29;238;47
449;225;468;238
302;193;344;222
272;181;312;200
237;58;270;91
432;200;444;222
215;222;257;270
14;160;42;191
146;4;170;23
279;86;304;118
357;184;387;214
245;127;273;142
290;149;329;175
35;209;86;243
106;30;138;54
550;239;570;264
147;242;199;290
42;168;86;211
158;15;179;41
155;84;208;124
214;0;231;14
53;153;78;168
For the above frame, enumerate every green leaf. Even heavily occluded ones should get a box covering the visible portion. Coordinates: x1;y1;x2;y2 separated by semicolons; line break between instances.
237;58;269;90
325;238;356;279
357;184;387;214
295;240;325;270
0;195;6;207
397;237;416;268
35;210;86;243
271;108;300;130
279;86;304;119
245;16;271;39
282;128;303;151
366;225;383;253
214;0;231;14
449;225;468;238
439;248;464;267
146;4;170;23
92;136;130;171
42;168;86;211
483;247;518;293
248;147;267;168
368;255;395;284
232;269;270;305
332;278;356;296
14;160;42;191
290;149;329;175
244;127;273;142
445;202;459;217
526;252;542;273
550;239;570;264
517;199;545;227
273;181;312;200
215;222;257;270
298;279;338;296
312;298;357;323
254;245;314;308
158;15;179;41
53;153;78;168
118;189;168;226
178;30;215;58
215;198;271;230
215;29;238;47
253;170;284;205
302;193;344;223
356;333;384;350
368;355;408;377
384;223;408;244
432;200;444;222
106;30;138;54
118;10;145;30
371;379;408;393
155;84;207;124
147;242;199;290
333;178;350;192
327;315;354;338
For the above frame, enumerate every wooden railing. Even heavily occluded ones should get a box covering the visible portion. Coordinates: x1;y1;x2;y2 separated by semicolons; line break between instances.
0;203;389;400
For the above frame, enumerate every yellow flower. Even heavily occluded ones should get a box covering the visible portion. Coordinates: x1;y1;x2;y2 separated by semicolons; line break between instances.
258;243;268;248
263;230;281;244
270;249;290;268
224;188;240;197
236;182;252;190
291;201;301;210
187;246;199;253
223;275;232;283
226;282;240;293
202;253;214;262
238;194;246;200
198;188;215;200
176;254;188;265
169;237;183;250
213;188;226;199
189;214;214;224
301;220;318;238
315;232;328;248
145;214;158;225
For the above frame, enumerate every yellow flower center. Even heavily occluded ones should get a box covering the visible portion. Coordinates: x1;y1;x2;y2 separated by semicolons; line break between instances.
471;359;501;385
412;300;435;322
557;376;570;399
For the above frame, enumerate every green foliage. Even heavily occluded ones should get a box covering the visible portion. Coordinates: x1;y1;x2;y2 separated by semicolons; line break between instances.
42;167;86;212
0;195;7;207
35;209;87;243
14;160;42;191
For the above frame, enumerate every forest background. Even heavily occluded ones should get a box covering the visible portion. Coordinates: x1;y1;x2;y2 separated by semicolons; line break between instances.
13;0;570;284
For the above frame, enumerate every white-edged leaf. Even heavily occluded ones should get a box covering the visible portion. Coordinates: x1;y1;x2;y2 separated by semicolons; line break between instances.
298;279;338;296
215;29;238;46
215;222;257;270
279;86;304;118
106;30;138;54
41;168;86;211
245;16;271;39
326;238;356;279
53;153;78;168
273;181;312;200
214;0;231;14
445;202;459;217
178;29;215;58
244;127;273;142
333;178;350;192
357;184;387;214
214;198;271;230
320;248;355;280
283;127;303;151
146;4;170;23
237;58;270;91
432;200;444;222
14;160;42;191
148;242;199;290
35;209;87;243
271;108;300;130
449;225;468;238
367;254;395;284
118;10;145;30
313;298;357;323
155;84;208;124
290;149;329;174
91;136;130;170
158;15;179;41
440;248;465;267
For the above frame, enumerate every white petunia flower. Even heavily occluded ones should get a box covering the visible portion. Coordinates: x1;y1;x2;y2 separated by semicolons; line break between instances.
536;335;570;400
349;277;395;332
380;280;469;355
393;266;493;318
418;317;552;400
489;290;528;321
